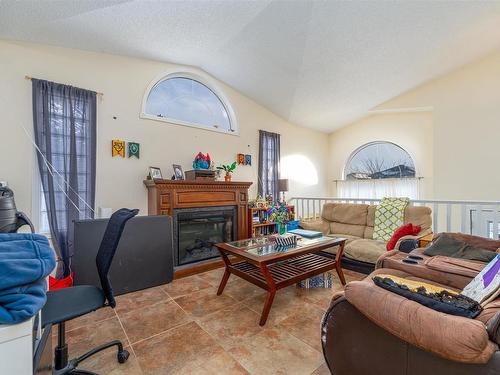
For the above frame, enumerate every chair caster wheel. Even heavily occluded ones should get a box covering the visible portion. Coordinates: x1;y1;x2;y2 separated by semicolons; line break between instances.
117;349;130;364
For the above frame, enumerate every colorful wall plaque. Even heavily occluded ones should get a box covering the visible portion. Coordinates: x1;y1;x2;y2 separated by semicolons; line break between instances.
128;142;140;158
112;139;125;157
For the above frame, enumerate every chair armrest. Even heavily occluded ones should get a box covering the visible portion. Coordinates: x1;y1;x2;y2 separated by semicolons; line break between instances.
299;219;329;235
487;310;500;345
345;276;497;364
394;228;433;250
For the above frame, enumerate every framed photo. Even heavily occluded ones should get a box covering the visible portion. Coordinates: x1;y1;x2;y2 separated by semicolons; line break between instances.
173;164;184;180
149;166;162;180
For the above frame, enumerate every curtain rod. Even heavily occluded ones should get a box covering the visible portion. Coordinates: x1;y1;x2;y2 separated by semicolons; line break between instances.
24;75;104;97
333;177;424;182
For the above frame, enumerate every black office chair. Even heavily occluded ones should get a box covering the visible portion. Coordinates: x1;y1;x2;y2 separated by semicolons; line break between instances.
42;208;139;375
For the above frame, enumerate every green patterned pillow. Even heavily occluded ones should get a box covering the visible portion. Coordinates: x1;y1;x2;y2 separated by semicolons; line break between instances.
373;197;410;241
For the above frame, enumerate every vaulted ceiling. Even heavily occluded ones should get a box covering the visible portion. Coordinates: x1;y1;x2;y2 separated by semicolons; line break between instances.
2;0;500;132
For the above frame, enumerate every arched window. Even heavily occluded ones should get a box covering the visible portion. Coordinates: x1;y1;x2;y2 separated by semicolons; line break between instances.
142;73;237;134
344;141;415;180
339;142;419;199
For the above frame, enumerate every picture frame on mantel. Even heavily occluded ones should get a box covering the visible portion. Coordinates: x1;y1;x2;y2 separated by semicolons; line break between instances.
173;164;184;180
149;166;162;180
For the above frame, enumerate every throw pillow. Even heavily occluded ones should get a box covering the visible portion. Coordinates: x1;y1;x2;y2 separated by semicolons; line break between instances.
386;223;421;251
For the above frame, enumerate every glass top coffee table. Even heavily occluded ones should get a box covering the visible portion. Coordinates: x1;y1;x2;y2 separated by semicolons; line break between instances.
215;235;347;325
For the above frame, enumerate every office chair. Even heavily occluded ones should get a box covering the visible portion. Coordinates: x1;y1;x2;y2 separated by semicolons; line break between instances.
42;208;139;375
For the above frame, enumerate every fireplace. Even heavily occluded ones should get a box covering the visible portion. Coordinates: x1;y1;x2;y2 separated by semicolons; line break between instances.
173;206;237;266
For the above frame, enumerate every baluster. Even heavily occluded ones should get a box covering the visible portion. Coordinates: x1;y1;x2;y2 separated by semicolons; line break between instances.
446;204;452;232
493;204;500;239
461;204;467;233
432;203;439;234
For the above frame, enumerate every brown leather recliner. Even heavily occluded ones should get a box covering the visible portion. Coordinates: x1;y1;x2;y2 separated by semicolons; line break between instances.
321;233;500;375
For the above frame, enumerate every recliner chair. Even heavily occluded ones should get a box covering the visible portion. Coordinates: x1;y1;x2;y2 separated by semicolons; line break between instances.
41;208;139;375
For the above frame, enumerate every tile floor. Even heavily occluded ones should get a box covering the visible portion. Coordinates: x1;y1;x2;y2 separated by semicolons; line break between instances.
58;267;364;375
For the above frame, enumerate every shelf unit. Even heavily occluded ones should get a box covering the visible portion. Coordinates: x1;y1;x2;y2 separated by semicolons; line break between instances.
247;206;295;238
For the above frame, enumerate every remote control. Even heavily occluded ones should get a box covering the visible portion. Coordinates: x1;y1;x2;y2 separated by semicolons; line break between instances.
408;255;424;261
402;259;418;264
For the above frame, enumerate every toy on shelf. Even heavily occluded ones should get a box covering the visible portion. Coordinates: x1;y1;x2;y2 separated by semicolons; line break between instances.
193;152;211;170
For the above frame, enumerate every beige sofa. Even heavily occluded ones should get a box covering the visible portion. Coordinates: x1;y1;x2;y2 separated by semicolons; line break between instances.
299;203;432;265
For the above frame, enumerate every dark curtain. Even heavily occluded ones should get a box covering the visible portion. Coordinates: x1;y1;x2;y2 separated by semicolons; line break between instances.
258;130;281;202
32;79;96;277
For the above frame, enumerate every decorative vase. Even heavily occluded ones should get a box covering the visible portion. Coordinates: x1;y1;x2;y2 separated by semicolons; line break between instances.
277;222;287;235
224;173;232;182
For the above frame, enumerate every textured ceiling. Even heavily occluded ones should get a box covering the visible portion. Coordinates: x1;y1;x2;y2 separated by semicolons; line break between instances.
2;0;500;132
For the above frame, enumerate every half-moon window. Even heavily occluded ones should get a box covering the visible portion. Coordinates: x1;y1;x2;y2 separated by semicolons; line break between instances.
143;75;236;134
345;142;415;180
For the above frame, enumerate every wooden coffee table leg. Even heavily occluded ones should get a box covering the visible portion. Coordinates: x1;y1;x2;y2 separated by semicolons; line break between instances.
335;241;347;286
217;251;231;295
260;291;276;326
335;262;346;286
217;268;231;295
259;264;276;326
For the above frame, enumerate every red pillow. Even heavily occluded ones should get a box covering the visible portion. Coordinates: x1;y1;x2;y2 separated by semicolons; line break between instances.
386;224;421;251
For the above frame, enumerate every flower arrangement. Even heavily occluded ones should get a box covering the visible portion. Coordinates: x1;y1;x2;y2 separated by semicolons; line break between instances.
267;203;293;234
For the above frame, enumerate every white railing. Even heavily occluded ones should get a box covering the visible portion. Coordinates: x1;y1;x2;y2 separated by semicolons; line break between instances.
289;197;500;239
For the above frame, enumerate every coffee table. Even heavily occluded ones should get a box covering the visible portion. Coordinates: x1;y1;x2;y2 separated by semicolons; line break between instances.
215;235;347;325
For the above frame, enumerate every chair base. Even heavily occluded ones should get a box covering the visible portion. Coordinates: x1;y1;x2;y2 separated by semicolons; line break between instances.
54;322;129;375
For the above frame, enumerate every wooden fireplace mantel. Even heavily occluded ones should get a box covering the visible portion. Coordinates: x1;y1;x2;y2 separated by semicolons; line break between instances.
143;179;252;239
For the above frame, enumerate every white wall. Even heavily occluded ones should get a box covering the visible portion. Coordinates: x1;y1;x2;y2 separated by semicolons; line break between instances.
328;112;434;198
374;49;500;201
0;40;329;225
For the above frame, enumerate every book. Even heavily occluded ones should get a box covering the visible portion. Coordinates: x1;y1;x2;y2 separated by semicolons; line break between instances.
461;254;500;306
287;229;322;238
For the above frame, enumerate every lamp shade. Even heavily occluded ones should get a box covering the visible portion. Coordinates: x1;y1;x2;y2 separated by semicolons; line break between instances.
278;179;289;192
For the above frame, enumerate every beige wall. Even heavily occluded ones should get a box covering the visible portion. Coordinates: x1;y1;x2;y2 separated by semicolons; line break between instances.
374;50;500;200
328;112;434;198
0;40;329;226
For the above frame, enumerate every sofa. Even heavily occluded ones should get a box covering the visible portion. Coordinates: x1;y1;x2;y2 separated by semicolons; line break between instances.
299;202;432;273
321;233;500;375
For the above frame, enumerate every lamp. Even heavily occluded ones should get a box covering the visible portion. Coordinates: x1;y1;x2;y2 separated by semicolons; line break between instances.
278;179;289;204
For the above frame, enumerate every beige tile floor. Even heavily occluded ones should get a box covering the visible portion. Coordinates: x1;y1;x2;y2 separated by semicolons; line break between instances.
57;267;364;375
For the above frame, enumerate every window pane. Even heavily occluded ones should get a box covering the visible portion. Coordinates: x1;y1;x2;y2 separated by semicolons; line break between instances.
145;77;232;132
345;142;415;180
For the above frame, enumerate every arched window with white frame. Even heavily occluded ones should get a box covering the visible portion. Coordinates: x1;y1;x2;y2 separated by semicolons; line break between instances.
141;73;237;135
338;141;420;199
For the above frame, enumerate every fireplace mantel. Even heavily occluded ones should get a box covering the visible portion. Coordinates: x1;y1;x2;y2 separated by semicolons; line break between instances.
143;179;252;239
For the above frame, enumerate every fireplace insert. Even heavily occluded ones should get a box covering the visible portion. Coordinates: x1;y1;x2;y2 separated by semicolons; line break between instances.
173;206;237;266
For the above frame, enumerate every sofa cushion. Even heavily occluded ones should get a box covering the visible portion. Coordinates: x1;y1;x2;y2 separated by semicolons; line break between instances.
344;238;387;264
330;222;366;238
404;206;432;232
321;234;361;255
366;205;376;227
298;219;330;235
322;203;368;225
345;270;498;364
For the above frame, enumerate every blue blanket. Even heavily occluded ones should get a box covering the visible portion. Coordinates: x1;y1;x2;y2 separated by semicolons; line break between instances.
0;233;56;324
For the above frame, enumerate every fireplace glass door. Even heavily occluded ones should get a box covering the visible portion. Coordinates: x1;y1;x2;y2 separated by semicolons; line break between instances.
175;207;236;266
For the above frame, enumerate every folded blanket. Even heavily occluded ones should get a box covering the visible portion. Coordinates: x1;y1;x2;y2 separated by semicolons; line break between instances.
0;233;56;324
423;233;496;263
0;233;56;290
0;278;48;324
